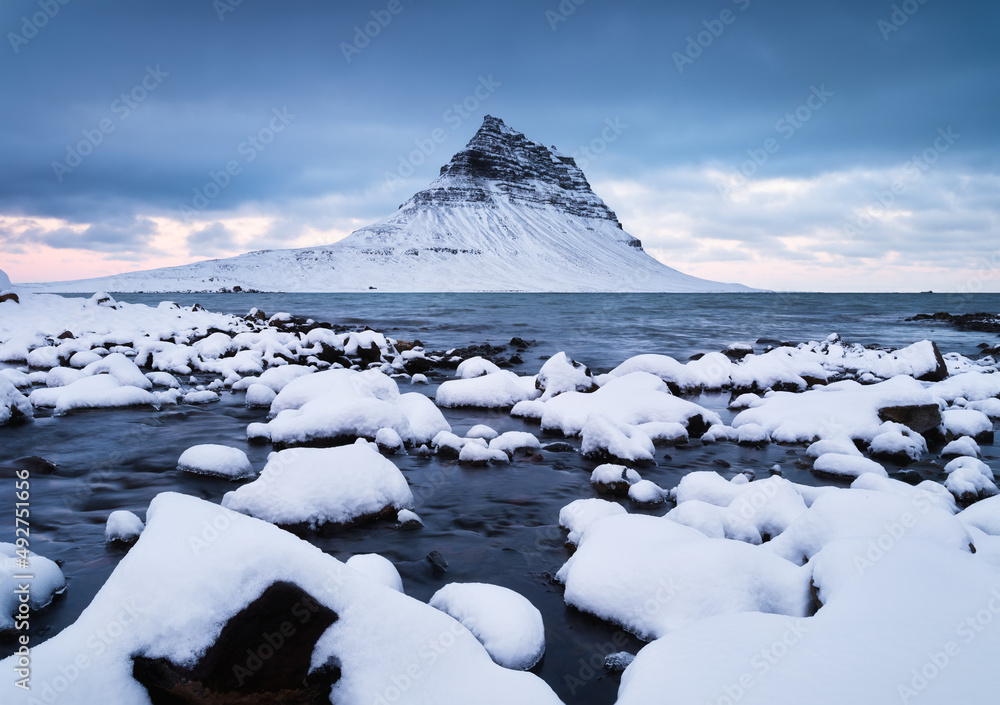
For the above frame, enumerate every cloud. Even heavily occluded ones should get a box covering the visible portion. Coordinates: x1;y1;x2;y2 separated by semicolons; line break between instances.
186;222;237;258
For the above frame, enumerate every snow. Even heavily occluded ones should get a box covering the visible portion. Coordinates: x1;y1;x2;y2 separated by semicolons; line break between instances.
458;443;510;464
537;372;721;438
488;430;541;455
942;435;981;458
466;423;499;440
25;119;749;295
105;510;145;543
177;444;254;479
628;479;667;505
244;382;276;407
535;351;594;399
616;541;1000;705
1;543;66;634
455;356;502;378
558;498;627;545
733;376;936;443
941;408;993;439
556;514;811;640
736;422;769;445
943;457;999;502
260;369;449;446
581;415;655;461
591;464;642;492
928;370;1000;402
966;397;1000;418
0;268;11;290
958;495;1000;535
806;434;861;458
429;583;546;670
345;554;403;593
0;376;32;425
813;453;888;479
868;421;927;460
0;493;562;704
81;352;151;389
182;389;219;404
766;489;972;564
29;374;157;415
374;426;404;451
436;370;540;408
222;440;413;527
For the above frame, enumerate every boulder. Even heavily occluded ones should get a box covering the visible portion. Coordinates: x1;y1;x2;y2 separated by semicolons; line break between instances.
877;403;942;433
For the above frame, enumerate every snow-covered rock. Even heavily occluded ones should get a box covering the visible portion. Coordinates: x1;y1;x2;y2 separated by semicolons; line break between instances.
345;553;403;593
0;377;32;425
29;374;157;415
1;543;66;634
813;453;888;479
222;440;413;527
177;444;254;480
105;510;145;543
430;583;545;670
559;498;627;545
535;351;595;399
436;370;540;408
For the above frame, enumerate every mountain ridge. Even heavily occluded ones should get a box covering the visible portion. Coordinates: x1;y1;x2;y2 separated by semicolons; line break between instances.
27;116;753;293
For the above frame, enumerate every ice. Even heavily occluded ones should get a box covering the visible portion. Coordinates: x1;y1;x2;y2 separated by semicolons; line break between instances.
177;444;254;479
0;377;32;425
429;582;545;670
436;370;540;408
105;510;145;543
1;543;66;634
222;440;413;527
766;489;972;564
29;374;157;415
558;498;627;545
455;356;502;378
813;453;888;479
345;554;403;593
0;493;562;704
733;376;936;443
556;514;811;640
942;435;981;458
535;351;595;399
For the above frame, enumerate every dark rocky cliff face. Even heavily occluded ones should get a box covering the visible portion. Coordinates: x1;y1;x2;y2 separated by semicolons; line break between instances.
407;115;630;233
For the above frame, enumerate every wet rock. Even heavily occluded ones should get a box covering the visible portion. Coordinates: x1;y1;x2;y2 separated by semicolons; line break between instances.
916;341;948;382
877;404;942;434
14;456;60;474
427;550;449;573
542;442;577;453
132;581;339;705
403;356;434;374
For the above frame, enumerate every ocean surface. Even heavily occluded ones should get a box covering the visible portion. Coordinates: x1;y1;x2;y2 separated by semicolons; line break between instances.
3;292;999;703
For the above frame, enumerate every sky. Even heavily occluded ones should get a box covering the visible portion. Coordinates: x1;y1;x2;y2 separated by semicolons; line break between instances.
1;0;997;292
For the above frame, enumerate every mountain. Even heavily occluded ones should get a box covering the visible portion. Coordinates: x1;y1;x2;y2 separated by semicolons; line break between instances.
31;116;752;293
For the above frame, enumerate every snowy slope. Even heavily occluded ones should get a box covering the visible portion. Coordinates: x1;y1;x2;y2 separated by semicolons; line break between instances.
29;116;752;293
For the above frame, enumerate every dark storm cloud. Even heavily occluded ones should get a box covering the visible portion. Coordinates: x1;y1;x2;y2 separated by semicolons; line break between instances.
0;0;996;261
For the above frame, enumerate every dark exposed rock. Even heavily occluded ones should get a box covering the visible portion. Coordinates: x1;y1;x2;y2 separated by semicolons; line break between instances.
426;550;449;573
685;414;711;440
14;456;60;474
0;292;19;304
355;341;383;367
132;581;339;705
907;312;1000;333
509;337;535;348
542;442;577;453
877;404;942;434
916;341;948;382
403;356;434;374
